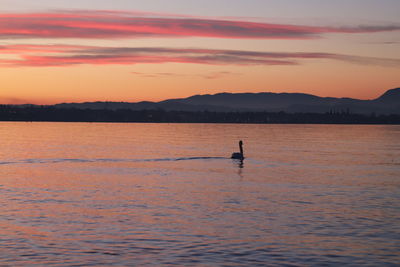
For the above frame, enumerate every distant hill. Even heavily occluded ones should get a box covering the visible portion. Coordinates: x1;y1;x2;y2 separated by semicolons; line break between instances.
51;87;399;114
375;88;400;104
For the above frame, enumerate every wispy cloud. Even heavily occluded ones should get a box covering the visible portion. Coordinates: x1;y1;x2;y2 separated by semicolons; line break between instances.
131;71;239;79
0;10;399;40
0;96;30;105
202;71;238;79
1;44;399;67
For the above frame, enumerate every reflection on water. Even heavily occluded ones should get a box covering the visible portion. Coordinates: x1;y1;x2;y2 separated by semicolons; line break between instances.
0;122;399;266
0;156;228;165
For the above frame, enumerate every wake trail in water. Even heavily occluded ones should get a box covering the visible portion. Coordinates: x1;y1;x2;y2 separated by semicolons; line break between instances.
0;157;227;166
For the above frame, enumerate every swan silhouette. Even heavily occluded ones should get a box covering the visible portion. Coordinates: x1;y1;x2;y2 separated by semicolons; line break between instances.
231;140;244;160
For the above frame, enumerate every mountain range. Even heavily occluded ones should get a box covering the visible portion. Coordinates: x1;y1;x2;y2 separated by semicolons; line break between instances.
53;87;400;114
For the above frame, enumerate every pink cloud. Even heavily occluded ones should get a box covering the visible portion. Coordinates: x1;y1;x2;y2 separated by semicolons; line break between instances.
0;10;399;40
0;44;89;53
1;44;398;67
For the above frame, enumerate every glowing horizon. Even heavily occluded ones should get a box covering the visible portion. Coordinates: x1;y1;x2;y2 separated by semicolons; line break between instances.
1;1;399;104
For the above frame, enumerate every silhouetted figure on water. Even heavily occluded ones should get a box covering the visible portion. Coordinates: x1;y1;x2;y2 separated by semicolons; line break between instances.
231;140;244;160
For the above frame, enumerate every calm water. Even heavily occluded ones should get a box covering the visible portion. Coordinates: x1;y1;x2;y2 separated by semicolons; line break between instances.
0;122;399;266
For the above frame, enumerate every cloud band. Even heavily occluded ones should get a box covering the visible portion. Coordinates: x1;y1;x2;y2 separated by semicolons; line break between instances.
0;10;399;40
1;44;398;67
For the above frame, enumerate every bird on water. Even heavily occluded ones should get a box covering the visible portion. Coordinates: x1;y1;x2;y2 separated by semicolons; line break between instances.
231;140;244;160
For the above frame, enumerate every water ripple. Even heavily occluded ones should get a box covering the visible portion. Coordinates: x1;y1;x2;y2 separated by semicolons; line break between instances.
0;156;227;166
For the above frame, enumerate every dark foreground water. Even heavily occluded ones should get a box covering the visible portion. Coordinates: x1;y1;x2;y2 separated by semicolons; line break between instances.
0;123;399;266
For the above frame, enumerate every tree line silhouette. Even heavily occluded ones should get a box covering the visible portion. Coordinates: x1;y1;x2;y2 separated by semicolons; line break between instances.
0;105;399;124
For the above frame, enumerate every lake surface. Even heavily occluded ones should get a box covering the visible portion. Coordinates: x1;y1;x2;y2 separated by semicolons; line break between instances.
0;122;399;266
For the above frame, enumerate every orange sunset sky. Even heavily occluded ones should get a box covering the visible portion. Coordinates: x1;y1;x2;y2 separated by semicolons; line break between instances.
0;0;399;104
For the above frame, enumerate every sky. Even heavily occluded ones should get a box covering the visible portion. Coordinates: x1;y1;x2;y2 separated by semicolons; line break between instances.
0;0;399;104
